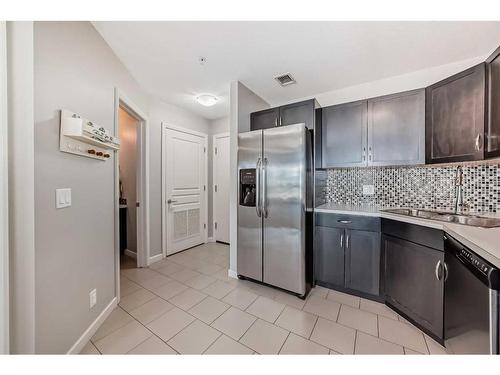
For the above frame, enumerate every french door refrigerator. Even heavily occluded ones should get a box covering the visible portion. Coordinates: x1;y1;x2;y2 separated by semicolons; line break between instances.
237;123;313;297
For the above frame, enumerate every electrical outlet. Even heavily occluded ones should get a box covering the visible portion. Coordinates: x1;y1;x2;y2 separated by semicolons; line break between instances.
89;289;97;309
362;184;375;195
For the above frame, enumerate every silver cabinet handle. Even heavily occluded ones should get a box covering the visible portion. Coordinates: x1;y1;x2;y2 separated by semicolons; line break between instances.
475;133;482;151
443;261;449;282
274;118;278;127
435;260;443;281
338;220;352;224
346;234;350;249
362;147;366;161
262;158;268;218
340;233;344;248
255;158;262;217
279;117;283;126
167;199;177;204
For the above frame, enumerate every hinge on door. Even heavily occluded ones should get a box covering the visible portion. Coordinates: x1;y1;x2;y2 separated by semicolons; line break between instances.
215;184;217;192
215;222;217;230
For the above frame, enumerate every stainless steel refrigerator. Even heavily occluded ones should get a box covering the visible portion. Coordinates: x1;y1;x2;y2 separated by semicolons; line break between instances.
237;123;313;297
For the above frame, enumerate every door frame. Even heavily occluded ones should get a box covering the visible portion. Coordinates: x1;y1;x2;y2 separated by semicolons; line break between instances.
161;123;208;257
113;88;150;301
212;132;230;244
0;21;9;354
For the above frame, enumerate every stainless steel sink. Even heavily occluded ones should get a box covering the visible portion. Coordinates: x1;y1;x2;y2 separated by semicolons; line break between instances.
381;208;500;228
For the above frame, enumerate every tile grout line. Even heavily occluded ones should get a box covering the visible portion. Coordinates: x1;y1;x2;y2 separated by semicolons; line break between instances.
119;303;181;354
307;315;319;340
423;333;431;354
165;319;222;354
277;331;291;355
353;330;358;355
356;327;406;352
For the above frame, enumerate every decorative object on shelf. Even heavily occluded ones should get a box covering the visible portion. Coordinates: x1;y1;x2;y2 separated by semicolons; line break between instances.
59;109;120;160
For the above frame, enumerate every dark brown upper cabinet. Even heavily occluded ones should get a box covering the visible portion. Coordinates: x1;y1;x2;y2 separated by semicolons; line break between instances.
250;99;321;165
250;99;316;131
368;89;425;166
279;99;315;128
322;100;368;168
425;63;487;164
321;89;425;168
250;107;280;130
486;46;500;158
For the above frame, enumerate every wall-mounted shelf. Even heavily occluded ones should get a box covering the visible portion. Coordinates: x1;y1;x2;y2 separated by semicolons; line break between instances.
59;109;120;161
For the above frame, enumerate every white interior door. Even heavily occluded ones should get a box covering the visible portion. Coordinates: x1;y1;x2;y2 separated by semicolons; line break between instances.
163;125;207;255
213;133;230;244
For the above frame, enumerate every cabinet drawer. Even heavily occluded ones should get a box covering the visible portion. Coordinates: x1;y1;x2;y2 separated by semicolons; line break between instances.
381;218;444;251
316;212;380;232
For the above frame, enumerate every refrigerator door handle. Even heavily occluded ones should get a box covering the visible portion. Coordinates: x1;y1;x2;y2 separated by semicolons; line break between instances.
255;158;262;217
262;157;268;218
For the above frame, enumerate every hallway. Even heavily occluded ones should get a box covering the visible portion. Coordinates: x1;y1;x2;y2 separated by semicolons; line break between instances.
81;243;445;355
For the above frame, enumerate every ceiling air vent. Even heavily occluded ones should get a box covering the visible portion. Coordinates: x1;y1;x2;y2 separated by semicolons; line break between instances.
274;73;296;87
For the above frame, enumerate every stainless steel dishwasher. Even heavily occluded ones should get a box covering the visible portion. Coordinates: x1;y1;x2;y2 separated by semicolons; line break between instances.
444;234;499;354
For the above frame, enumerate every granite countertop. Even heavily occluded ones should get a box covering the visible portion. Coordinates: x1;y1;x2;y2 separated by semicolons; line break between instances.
315;203;500;268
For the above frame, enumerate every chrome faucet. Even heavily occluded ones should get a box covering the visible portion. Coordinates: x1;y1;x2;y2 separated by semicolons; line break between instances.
454;166;464;214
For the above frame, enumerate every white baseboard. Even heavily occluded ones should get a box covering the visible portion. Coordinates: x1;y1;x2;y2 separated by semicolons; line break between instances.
207;237;215;243
148;253;163;265
67;297;118;354
124;249;137;259
228;269;238;279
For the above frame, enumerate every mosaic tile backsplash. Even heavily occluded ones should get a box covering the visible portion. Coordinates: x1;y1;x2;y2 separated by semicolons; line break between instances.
322;163;500;213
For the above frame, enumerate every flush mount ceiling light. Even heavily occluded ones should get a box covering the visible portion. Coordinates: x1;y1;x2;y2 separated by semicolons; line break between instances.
195;94;219;107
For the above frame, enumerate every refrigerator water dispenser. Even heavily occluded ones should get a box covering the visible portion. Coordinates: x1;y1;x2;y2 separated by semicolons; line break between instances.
239;169;256;207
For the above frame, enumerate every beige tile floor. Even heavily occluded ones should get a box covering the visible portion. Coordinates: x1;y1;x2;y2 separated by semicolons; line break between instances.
80;242;448;355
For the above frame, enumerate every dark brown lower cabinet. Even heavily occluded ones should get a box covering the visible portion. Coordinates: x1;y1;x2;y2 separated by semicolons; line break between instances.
315;214;381;299
345;230;381;296
315;226;345;288
383;234;444;341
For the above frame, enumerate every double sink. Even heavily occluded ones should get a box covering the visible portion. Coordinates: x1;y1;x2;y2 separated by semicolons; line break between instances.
382;208;500;228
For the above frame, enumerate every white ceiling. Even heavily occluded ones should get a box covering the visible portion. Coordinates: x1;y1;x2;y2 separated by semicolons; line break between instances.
93;21;500;120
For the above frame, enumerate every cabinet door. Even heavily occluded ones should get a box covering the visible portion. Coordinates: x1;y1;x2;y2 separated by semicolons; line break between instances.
250;108;280;131
345;229;380;296
279;100;314;128
322;100;368;167
315;226;345;288
426;63;486;164
487;46;500;158
383;235;444;339
368;89;425;166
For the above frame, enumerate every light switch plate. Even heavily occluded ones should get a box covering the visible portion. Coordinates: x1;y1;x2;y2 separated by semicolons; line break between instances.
362;184;375;195
56;188;71;208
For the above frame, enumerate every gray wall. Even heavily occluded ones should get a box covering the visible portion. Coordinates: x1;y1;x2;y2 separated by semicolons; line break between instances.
34;21;150;353
229;82;269;274
33;22;213;353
